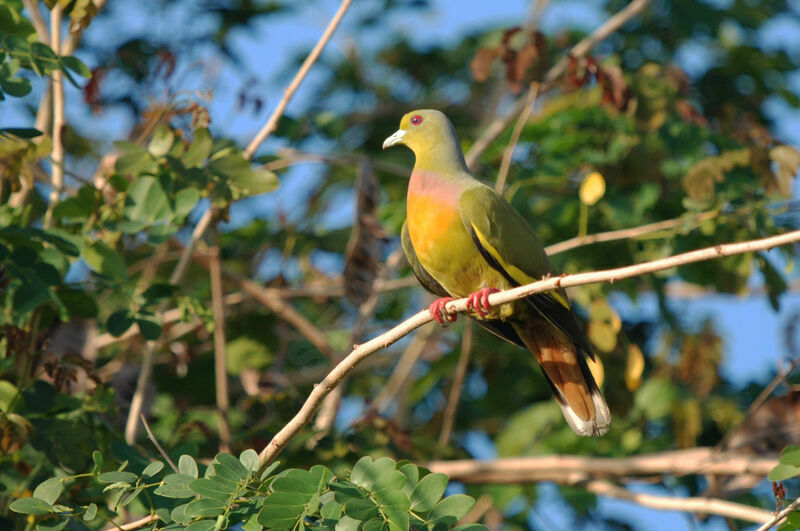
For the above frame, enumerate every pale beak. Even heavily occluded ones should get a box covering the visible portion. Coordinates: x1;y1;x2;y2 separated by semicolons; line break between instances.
382;129;407;150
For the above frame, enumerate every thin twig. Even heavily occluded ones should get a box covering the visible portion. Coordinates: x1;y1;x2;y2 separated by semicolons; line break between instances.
465;0;652;168
140;415;178;473
109;514;159;531
757;496;800;531
716;357;800;452
495;83;539;195
544;210;719;255
585;480;771;524
209;245;232;453
243;0;353;159
43;4;65;229
125;209;215;443
257;229;800;465
438;322;473;446
371;324;435;413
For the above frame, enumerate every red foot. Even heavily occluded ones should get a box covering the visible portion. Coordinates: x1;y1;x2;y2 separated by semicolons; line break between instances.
429;297;457;325
466;287;501;318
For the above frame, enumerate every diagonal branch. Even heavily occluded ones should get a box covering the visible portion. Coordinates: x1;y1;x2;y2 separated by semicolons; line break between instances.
757;496;800;531
257;229;800;465
243;0;353;159
42;4;65;229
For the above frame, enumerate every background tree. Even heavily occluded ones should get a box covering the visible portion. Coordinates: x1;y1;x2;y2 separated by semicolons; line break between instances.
2;0;800;529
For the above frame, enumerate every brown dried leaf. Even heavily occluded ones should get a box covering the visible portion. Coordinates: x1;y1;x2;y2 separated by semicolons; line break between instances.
598;64;632;112
470;47;499;83
344;161;385;305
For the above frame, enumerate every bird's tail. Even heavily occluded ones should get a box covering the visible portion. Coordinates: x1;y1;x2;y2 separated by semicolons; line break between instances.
513;320;610;436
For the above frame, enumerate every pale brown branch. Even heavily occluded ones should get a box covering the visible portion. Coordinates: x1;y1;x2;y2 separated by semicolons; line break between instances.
258;229;800;465
107;514;158;531
585;479;772;524
22;0;49;44
43;4;65;229
243;0;353;159
438;322;473;446
465;0;652;168
63;0;108;56
757;495;800;531
544;210;719;255
495;83;539;195
209;246;232;453
427;448;776;484
264;147;409;177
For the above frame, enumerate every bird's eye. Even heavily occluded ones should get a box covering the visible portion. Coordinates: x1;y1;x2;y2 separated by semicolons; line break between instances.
410;115;423;126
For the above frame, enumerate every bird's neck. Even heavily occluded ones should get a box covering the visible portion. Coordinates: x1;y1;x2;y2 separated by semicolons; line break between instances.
412;142;469;175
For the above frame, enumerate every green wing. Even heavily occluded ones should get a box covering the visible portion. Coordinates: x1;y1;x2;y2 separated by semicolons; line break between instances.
401;221;524;347
458;185;593;356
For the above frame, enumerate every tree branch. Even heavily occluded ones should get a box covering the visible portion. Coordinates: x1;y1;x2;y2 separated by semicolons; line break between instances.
585;479;772;524
757;496;800;531
427;448;776;483
209;245;232;453
495;83;539;195
243;0;353;159
43;4;65;229
257;229;800;465
438;321;473;447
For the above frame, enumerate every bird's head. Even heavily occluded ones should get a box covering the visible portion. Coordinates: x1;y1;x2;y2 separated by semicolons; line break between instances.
382;109;453;152
382;109;467;171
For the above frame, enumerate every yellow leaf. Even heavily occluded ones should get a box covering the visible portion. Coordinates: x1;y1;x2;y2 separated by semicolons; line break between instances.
625;344;645;391
586;354;604;388
579;171;606;205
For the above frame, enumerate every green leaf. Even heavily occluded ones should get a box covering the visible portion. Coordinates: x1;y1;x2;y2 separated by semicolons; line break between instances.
257;491;309;528
10;497;55;515
189;478;234;502
0;380;19;412
184;128;212;167
453;525;490;530
0;127;42;139
83;503;97;521
429;494;475;526
343;496;379;521
231;167;279;197
398;464;418;497
213;453;249;482
83;241;128;280
780;446;800;466
142;283;178;302
135;317;162;340
179;455;199;478
320;500;342;520
107;310;134;337
148;126;174;157
115;143;155;175
185;520;216;531
374;489;410;531
410;472;447;512
239;449;259;472
33;477;63;505
769;463;800;482
185;497;227;518
154;473;196;498
143;461;165;477
98;471;137;484
260;461;281;481
92;450;103;471
174;188;200;219
124;176;172;223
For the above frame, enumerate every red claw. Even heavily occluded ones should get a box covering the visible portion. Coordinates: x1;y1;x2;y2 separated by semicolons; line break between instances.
429;297;457;325
466;287;501;318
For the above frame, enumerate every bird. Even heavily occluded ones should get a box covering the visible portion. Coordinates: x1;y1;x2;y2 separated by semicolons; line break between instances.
383;109;610;436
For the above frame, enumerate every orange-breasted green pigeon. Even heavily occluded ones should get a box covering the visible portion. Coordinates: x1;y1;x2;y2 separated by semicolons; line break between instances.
383;109;610;436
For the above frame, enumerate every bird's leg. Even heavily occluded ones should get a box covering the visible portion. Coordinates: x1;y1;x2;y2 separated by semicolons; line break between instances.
429;297;457;325
466;287;501;318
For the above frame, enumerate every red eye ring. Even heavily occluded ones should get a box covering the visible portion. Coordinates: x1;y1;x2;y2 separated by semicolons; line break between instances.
410;114;423;126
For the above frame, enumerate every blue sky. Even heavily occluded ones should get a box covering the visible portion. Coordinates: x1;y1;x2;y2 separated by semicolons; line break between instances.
6;0;800;528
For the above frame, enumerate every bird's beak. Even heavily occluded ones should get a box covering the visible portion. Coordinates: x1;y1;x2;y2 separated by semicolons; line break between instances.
382;129;407;150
